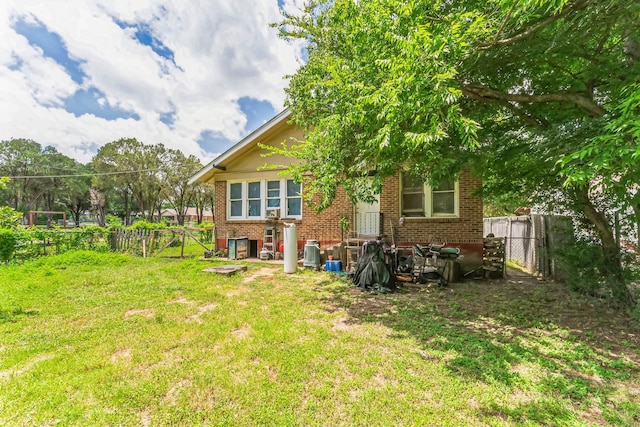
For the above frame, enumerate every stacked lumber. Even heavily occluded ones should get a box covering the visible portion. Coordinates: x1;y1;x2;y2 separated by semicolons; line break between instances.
483;237;505;277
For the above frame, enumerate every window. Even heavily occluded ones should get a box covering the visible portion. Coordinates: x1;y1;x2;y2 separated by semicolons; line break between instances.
286;179;302;216
401;172;458;217
267;180;280;208
401;174;425;217
432;181;455;215
247;181;261;217
229;183;243;217
228;179;302;219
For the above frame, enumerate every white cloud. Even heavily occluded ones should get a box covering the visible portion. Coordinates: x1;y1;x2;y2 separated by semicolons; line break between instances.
0;0;307;164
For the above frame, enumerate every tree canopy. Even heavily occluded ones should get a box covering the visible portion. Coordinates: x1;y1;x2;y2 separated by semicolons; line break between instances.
279;0;640;305
0;137;211;227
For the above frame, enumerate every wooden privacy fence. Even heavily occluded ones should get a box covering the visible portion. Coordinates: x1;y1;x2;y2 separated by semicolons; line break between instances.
483;215;572;279
110;227;215;257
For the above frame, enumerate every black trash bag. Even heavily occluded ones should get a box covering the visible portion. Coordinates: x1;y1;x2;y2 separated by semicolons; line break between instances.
350;241;396;293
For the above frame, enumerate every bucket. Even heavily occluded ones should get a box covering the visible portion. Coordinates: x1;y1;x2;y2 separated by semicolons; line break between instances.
325;260;342;272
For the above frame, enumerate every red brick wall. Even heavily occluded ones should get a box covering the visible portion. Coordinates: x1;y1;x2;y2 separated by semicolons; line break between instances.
214;181;354;252
381;170;483;244
380;169;484;267
213;170;483;267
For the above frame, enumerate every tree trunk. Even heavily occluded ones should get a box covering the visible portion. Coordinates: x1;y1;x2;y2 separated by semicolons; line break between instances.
578;186;636;307
123;190;131;225
633;203;640;249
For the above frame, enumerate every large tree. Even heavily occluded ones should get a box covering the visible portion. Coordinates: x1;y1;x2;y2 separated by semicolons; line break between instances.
0;138;44;214
57;162;93;226
279;0;639;305
159;149;204;226
92;138;165;223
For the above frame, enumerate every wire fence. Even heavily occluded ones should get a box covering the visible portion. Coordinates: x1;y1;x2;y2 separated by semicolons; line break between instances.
0;226;216;263
484;215;573;279
109;227;216;258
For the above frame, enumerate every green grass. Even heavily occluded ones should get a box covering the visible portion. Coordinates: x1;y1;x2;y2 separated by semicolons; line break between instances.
0;251;638;426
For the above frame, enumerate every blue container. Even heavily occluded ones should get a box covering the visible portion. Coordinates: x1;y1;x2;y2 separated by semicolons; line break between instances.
325;260;342;272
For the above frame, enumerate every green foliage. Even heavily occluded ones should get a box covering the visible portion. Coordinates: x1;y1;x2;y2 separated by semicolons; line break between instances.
553;236;607;295
105;215;123;228
159;150;204;226
0;139;88;216
278;0;640;306
92;138;165;223
0;228;110;263
0;206;22;229
196;221;215;244
0;229;17;262
128;220;168;230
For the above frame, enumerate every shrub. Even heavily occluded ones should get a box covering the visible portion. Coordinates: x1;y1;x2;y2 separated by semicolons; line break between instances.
105;215;123;228
0;206;22;229
0;229;17;262
129;220;166;230
553;235;608;295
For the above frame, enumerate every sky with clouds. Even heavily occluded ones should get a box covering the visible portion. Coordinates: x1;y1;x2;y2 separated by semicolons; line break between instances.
0;0;307;165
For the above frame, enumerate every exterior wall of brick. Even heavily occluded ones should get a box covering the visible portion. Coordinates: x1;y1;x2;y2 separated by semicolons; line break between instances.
214;181;355;253
214;169;483;269
379;169;484;268
380;169;483;244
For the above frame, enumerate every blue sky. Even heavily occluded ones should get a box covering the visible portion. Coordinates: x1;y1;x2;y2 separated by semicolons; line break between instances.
0;0;306;164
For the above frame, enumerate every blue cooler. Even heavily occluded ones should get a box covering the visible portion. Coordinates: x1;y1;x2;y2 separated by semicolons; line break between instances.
325;260;342;272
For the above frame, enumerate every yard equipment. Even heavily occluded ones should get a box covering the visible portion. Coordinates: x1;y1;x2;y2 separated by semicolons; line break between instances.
396;242;460;286
349;240;397;293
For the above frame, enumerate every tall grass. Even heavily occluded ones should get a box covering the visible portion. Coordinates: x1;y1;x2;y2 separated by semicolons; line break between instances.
0;251;638;426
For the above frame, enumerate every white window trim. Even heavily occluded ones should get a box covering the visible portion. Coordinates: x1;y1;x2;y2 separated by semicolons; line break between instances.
227;179;302;220
400;176;459;218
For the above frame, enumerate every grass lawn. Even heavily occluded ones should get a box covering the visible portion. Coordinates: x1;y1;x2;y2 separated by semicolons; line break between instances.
0;251;638;426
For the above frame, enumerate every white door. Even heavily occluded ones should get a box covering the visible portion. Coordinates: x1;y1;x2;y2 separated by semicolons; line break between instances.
355;195;381;236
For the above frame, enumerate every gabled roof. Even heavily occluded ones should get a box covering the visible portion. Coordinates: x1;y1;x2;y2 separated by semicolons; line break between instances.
161;207;213;217
189;109;292;184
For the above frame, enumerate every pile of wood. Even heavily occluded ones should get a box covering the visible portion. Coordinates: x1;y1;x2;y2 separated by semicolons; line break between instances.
483;237;505;278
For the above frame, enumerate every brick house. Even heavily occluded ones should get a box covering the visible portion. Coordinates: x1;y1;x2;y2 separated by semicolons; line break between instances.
160;208;214;224
189;109;484;271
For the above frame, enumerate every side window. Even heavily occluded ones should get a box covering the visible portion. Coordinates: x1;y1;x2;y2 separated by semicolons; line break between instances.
247;181;261;217
286;179;302;217
229;183;243;217
227;179;302;219
267;180;281;208
432;181;455;215
400;173;459;218
401;172;425;217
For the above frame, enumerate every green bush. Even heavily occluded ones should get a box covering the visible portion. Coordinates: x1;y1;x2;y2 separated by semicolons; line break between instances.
553;235;639;299
105;215;123;228
553;236;608;295
129;220;167;230
0;206;22;229
0;228;110;263
0;229;17;262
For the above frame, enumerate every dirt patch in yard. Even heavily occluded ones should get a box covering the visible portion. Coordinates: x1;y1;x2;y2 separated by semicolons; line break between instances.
124;308;155;319
242;267;278;284
339;273;640;367
327;272;640;425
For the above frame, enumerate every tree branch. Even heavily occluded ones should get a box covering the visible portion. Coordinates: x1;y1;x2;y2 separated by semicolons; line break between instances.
460;83;606;117
477;0;591;50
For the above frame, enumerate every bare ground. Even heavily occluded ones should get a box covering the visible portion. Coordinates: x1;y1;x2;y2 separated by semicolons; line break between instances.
339;270;640;367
